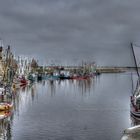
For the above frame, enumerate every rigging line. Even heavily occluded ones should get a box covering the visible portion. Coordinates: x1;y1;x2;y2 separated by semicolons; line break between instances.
131;43;140;77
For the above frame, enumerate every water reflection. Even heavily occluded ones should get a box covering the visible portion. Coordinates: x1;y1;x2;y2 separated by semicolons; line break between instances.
45;78;95;97
13;84;37;117
75;79;93;95
0;111;13;140
0;74;132;140
47;80;56;96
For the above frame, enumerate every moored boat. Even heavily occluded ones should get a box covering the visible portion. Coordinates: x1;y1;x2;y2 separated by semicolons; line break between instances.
130;43;140;118
59;74;71;80
130;77;140;118
130;93;140;118
46;75;60;80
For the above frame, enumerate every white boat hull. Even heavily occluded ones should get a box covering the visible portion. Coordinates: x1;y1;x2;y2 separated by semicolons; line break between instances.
130;96;140;118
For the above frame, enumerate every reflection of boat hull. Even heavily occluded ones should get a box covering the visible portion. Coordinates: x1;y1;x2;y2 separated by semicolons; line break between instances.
20;83;27;87
59;76;71;80
18;76;28;86
45;75;91;80
0;103;13;111
20;79;28;84
19;79;28;87
12;83;20;89
37;74;42;81
71;76;90;80
0;111;12;120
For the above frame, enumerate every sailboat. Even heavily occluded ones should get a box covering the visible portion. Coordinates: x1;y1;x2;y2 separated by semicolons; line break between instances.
130;43;140;118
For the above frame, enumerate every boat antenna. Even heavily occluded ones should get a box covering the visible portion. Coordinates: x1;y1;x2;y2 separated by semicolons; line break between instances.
131;42;140;77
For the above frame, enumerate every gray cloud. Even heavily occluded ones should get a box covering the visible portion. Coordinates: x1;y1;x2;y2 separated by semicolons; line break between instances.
0;0;140;65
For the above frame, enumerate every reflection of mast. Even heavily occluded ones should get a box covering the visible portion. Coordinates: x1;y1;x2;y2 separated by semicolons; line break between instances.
48;80;55;96
31;86;35;101
0;115;13;140
3;45;11;82
77;79;92;95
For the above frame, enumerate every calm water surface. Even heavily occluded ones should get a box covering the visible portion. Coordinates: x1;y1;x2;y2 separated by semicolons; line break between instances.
0;73;135;140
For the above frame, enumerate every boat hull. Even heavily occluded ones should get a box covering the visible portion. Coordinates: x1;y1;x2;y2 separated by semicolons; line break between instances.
130;96;140;118
131;110;140;118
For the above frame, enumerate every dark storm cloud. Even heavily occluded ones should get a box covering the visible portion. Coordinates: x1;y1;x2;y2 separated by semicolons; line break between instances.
0;0;140;65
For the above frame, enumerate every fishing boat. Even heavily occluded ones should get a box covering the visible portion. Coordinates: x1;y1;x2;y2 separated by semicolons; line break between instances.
130;43;140;118
0;102;13;111
18;75;28;86
59;73;71;80
130;80;140;118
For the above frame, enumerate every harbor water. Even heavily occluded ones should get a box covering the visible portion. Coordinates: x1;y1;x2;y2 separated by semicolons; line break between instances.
0;73;135;140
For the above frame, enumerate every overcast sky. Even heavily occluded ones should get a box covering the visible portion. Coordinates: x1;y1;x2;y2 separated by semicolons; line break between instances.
0;0;140;66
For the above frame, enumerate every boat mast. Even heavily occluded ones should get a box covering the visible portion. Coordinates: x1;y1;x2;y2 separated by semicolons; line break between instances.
131;43;140;77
